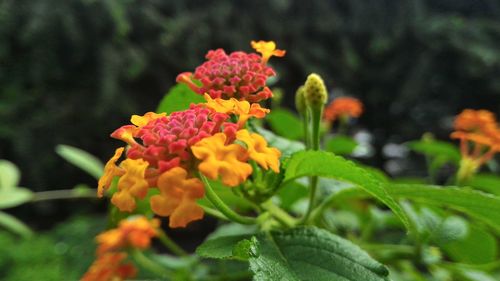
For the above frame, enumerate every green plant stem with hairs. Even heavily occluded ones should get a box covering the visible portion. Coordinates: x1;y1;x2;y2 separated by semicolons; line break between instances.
200;174;257;225
301;107;323;224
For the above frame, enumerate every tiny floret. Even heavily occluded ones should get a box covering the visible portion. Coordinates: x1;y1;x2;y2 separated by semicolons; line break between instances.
250;40;286;63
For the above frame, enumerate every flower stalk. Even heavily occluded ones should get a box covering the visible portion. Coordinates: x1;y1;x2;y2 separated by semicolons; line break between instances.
200;173;257;225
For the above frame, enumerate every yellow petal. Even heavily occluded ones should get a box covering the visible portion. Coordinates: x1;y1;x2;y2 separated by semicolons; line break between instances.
236;129;281;173
97;147;125;197
192;133;252;186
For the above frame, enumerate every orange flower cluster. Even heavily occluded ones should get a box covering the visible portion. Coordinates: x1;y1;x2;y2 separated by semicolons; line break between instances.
82;216;160;281
98;86;281;228
451;109;500;166
324;97;363;122
81;252;136;281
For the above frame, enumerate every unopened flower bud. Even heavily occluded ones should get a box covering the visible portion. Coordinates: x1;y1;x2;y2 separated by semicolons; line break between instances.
295;85;307;116
304;73;327;109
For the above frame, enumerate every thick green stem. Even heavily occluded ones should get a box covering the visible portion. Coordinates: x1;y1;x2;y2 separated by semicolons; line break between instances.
200;174;256;225
157;229;188;256
261;201;296;227
301;107;323;224
310;107;323;151
131;248;170;277
303;108;311;149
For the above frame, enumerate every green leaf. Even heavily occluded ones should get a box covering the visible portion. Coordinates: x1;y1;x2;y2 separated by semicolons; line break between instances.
283;151;411;232
0;188;34;209
406;140;461;164
0;160;20;189
233;237;259;260
266;109;303;140
277;181;308;210
0;211;33;238
196;234;255;260
443;225;497;264
325;136;358;155
249;227;389;281
156;84;205;114
388;184;500;233
464;174;500;196
55;145;104;179
255;127;305;157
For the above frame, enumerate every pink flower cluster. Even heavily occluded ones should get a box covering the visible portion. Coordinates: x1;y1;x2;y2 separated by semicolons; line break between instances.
112;105;237;174
177;49;276;102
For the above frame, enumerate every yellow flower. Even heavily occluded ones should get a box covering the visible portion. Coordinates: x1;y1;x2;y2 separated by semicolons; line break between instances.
251;40;286;63
192;133;252;187
97;147;125;197
111;159;150;212
236;129;281;173
130;112;167;128
204;94;269;127
150;167;205;228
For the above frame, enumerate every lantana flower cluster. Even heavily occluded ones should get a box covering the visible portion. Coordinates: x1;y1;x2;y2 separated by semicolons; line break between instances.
324;97;363;122
176;40;285;102
97;41;284;229
82;216;160;281
451;109;500;166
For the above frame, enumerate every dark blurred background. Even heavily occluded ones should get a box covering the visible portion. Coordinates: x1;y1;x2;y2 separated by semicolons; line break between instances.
1;0;500;220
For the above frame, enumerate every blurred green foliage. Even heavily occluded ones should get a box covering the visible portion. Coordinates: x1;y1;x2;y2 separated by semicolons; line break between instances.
0;216;104;281
1;0;499;194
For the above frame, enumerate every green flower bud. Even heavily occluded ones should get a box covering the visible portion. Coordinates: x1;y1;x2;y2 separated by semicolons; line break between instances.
295;85;307;116
304;73;327;109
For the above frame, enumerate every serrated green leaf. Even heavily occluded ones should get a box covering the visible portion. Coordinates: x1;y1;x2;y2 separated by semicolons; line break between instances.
0;160;20;190
407;140;461;164
196;234;253;260
465;174;500;196
283;151;411;232
0;188;34;209
388;184;500;233
266;109;303;140
56;145;104;179
156;84;205;114
233;237;259;260
0;211;33;238
325;136;358;155
249;227;389;281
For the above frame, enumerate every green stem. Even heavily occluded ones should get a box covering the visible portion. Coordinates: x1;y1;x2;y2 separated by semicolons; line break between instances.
303;108;311;149
32;189;96;202
301;176;318;224
200;174;257;225
301;107;323;224
311;107;323;151
202;205;230;221
131;248;170;277
261;201;296;227
157;229;188;256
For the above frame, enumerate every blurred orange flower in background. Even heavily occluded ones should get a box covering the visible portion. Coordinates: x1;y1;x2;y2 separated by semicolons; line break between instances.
324;97;363;122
